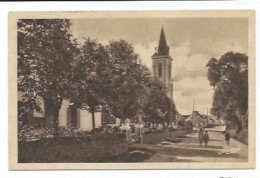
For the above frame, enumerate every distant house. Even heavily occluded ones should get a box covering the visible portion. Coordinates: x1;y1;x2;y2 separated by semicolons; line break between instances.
185;111;210;128
18;91;121;131
208;117;215;125
181;115;190;120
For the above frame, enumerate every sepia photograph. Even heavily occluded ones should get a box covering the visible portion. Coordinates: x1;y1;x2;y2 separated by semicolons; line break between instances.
8;10;255;170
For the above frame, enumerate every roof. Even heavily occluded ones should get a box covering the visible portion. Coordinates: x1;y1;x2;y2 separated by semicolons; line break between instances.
181;115;190;119
193;111;205;119
152;27;171;59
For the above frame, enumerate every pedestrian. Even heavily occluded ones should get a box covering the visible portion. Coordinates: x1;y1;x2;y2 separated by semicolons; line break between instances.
203;130;209;147
224;130;231;145
198;127;204;147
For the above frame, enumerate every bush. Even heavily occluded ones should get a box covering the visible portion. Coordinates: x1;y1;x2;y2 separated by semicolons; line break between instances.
18;122;87;141
236;128;248;144
230;128;238;138
92;125;121;137
18;121;54;141
18;122;122;142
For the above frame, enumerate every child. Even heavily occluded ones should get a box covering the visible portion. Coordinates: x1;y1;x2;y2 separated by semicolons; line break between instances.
224;130;231;145
198;128;204;147
203;130;209;147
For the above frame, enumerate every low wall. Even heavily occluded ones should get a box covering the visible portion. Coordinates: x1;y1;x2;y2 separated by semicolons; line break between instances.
166;129;193;139
143;129;192;144
18;134;128;163
142;130;166;144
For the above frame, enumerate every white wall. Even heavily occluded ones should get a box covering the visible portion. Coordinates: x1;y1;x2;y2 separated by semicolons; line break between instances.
58;100;70;127
27;96;105;130
18;91;22;101
33;98;45;117
18;92;45;117
79;110;102;131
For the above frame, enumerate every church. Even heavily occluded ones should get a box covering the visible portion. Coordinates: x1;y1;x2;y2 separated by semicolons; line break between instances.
18;26;175;131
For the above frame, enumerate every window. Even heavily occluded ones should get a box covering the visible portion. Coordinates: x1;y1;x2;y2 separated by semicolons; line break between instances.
101;107;116;124
158;63;162;78
68;105;78;128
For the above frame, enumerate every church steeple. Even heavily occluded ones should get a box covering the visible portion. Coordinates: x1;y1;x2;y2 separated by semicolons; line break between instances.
158;26;169;55
152;26;170;57
151;26;173;99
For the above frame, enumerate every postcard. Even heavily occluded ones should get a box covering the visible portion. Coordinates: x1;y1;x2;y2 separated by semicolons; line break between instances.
9;10;255;170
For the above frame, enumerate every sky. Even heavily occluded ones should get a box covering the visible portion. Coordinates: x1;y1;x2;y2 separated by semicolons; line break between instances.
70;18;248;115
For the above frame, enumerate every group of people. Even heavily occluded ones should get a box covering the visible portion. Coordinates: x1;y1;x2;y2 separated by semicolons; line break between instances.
198;128;231;147
198;128;209;147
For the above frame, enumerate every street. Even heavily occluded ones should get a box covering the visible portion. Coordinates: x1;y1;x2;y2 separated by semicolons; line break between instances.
130;130;248;162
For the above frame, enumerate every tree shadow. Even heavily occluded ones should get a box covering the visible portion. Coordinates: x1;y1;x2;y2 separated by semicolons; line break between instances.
158;146;247;160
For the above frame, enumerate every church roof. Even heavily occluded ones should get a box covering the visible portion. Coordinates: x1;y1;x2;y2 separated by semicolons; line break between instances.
152;26;170;58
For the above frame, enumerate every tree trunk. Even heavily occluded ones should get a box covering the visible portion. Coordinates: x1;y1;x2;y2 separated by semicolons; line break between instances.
91;107;96;130
53;109;60;137
44;94;63;137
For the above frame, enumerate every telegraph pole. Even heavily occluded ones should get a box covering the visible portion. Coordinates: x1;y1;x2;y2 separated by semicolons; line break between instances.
192;99;195;122
170;79;173;128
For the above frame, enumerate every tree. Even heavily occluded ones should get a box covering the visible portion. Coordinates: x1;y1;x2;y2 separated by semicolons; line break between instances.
206;52;248;132
104;40;151;121
142;79;176;128
72;38;111;130
18;19;80;136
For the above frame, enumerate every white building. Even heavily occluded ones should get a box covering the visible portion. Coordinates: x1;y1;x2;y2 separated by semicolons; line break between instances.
18;91;121;131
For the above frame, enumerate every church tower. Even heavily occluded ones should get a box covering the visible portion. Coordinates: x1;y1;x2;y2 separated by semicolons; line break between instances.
152;27;173;99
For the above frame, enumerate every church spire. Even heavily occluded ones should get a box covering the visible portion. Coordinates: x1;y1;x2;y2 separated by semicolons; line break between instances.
158;26;169;54
152;26;170;57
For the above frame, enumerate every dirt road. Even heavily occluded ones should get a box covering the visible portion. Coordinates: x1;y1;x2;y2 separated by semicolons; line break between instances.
130;131;248;162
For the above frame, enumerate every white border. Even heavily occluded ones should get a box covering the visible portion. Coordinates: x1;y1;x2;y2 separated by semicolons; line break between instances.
0;1;259;178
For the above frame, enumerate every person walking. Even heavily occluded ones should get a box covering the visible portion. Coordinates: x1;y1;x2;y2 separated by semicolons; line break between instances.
198;128;204;147
203;130;209;147
224;130;231;145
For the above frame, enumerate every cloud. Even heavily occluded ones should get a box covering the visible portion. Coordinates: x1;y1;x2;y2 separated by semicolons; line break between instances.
173;77;213;115
213;41;247;58
174;77;212;95
170;41;212;82
134;41;157;71
134;41;214;115
135;40;211;82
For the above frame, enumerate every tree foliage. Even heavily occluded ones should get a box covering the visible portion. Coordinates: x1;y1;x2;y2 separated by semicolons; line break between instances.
142;79;176;127
18;19;80;136
104;40;151;120
206;52;248;131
